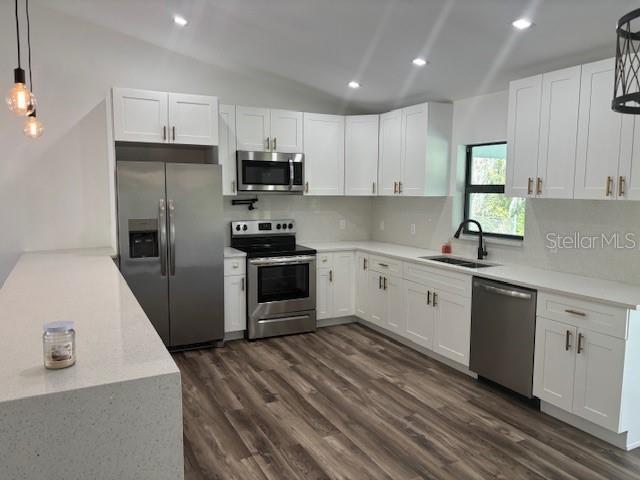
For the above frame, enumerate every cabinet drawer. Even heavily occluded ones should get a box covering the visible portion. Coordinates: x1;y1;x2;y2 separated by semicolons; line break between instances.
224;258;246;276
537;292;628;339
403;262;471;297
369;255;402;275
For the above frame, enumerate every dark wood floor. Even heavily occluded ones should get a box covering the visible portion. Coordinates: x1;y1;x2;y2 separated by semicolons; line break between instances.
173;324;640;480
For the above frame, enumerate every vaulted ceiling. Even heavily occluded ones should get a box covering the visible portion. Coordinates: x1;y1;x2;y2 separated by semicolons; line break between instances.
45;0;636;111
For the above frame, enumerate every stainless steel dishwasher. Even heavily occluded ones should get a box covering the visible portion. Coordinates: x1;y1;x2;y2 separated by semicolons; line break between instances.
470;277;537;398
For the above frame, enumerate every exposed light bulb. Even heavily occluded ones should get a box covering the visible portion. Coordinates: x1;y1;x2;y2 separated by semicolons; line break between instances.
23;113;44;139
174;15;188;26
6;68;35;116
412;57;428;66
512;18;533;30
348;81;360;89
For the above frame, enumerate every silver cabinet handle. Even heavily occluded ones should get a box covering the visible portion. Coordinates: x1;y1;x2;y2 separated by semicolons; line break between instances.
232;180;236;193
527;177;533;195
383;277;387;290
329;270;333;283
168;199;176;276
158;199;167;276
577;333;584;354
619;176;626;197
427;290;431;305
398;181;403;194
273;137;277;151
536;177;542;195
481;284;532;300
266;137;270;151
606;176;613;196
432;292;438;307
393;181;398;194
241;277;245;291
565;330;571;351
163;126;167;141
565;309;586;317
379;276;382;289
363;258;367;270
372;182;376;194
172;126;176;142
378;263;389;268
305;181;309;193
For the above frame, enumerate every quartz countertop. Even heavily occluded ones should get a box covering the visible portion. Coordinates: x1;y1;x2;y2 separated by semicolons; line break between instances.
303;241;640;310
224;247;246;258
0;248;179;404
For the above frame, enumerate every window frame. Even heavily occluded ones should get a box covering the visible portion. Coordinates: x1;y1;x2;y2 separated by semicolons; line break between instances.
463;141;524;241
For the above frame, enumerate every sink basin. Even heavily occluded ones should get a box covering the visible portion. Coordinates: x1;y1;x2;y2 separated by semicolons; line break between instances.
418;255;498;269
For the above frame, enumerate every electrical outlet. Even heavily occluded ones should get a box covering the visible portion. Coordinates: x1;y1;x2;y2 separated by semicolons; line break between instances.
379;221;385;231
339;219;346;230
410;223;416;235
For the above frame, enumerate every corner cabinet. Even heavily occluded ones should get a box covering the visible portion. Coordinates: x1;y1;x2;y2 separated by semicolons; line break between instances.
219;104;237;195
303;114;345;195
378;103;452;197
533;292;640;442
345;115;380;195
316;252;354;320
112;88;218;146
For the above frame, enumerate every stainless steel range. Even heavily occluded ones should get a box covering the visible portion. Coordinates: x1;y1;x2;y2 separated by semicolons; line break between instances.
230;220;316;340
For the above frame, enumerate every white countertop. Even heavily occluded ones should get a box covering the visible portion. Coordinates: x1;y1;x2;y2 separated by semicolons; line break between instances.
303;241;640;310
224;246;246;258
0;249;179;404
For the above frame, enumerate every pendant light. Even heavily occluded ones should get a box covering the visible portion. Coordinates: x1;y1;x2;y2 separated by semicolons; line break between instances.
22;0;43;138
613;8;640;114
5;0;35;116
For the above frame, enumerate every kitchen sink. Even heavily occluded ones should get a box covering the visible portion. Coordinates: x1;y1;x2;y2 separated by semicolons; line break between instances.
418;255;498;269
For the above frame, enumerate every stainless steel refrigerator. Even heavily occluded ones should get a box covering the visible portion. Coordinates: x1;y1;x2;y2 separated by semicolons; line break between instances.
116;161;224;349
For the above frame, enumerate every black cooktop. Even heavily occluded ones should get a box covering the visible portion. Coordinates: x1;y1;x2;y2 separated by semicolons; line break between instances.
235;244;317;259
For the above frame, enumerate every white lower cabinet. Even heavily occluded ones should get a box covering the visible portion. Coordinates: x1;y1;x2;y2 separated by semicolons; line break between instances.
367;270;386;327
223;257;246;333
404;281;435;349
433;289;471;366
316;252;354;320
533;292;637;434
355;253;369;318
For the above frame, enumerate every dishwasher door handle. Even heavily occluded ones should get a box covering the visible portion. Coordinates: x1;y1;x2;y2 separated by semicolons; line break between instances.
479;283;532;300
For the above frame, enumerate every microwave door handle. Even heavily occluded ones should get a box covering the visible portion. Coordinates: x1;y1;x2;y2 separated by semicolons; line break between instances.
289;158;294;191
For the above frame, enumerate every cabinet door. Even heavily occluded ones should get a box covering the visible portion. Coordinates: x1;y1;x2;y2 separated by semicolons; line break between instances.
168;93;218;145
316;266;333;320
505;75;542;197
112;88;168;143
219;104;237;196
533;317;576;411
617;116;640;200
572;329;625;431
404;281;435;349
384;275;405;334
303;113;345;195
537;66;581;199
400;103;428;196
575;58;629;199
367;270;386;327
345;115;379;195
331;252;355;317
236;106;271;151
270;109;303;153
355;253;369;319
224;275;246;333
378;109;402;196
433;290;471;366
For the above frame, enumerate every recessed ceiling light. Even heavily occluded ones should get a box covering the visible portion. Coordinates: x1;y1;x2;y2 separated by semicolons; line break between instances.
512;18;532;30
348;81;360;89
412;57;428;67
174;15;188;26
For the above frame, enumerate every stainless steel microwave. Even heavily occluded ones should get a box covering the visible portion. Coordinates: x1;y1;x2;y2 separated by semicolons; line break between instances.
236;151;304;193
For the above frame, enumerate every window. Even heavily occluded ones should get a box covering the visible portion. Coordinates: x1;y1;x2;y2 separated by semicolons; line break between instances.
463;142;525;240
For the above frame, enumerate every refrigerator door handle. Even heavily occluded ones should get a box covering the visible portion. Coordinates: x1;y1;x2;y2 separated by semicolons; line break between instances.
159;199;168;276
168;199;176;276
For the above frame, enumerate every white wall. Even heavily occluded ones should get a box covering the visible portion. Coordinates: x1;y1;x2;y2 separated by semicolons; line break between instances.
0;4;353;285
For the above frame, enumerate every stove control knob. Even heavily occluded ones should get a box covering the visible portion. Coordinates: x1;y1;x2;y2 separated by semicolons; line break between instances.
282;224;287;230
242;224;248;231
235;225;240;231
276;224;281;230
288;223;294;229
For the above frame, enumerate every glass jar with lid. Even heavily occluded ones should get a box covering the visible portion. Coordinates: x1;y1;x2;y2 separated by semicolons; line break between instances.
43;321;76;369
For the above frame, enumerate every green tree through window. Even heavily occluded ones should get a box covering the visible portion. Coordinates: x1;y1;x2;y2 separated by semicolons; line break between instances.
463;143;525;239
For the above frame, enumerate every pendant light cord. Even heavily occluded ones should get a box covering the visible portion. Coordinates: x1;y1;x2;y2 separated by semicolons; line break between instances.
26;0;32;91
15;0;21;68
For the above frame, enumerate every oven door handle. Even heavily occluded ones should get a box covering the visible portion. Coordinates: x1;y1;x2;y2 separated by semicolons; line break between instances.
249;255;316;266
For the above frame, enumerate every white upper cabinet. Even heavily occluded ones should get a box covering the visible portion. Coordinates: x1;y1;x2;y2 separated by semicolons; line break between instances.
574;58;632;200
112;88;218;146
219;104;237;196
113;88;169;143
168;93;219;146
270;109;303;153
345;115;379;195
303;113;345;195
505;75;542;198
537;66;581;199
378;109;403;196
616;112;640;200
378;103;452;197
236;106;271;151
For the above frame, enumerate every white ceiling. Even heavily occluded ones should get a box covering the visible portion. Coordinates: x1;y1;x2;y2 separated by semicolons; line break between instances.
44;0;637;111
